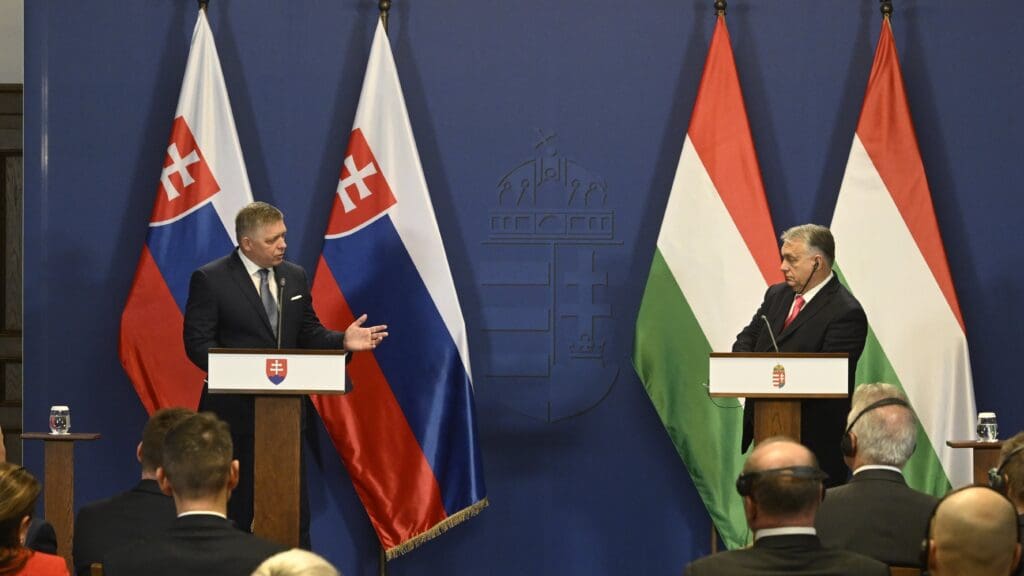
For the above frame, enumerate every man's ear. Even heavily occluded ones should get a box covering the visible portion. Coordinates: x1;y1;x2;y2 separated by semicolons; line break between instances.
156;466;174;496
742;494;757;525
136;441;144;464
227;460;240;492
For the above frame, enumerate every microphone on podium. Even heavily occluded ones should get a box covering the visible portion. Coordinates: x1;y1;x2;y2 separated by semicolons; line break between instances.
761;314;780;354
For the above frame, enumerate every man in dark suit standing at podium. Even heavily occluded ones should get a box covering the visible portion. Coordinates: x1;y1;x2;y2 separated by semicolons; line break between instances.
733;224;867;486
183;201;388;543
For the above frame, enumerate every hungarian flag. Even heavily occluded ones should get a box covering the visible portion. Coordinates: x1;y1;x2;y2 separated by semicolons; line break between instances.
120;9;254;414
310;18;487;558
831;17;975;491
633;15;781;550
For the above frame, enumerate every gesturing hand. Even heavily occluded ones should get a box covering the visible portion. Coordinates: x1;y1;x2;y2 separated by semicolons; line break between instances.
344;313;389;352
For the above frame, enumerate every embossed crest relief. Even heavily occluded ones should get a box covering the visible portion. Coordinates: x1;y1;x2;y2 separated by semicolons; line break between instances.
480;131;620;422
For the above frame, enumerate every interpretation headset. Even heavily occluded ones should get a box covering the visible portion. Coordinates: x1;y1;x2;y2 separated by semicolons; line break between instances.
839;397;912;458
988;444;1024;493
735;465;828;497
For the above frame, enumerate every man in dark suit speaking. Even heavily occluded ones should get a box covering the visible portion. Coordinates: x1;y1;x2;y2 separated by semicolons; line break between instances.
733;224;867;486
183;201;388;538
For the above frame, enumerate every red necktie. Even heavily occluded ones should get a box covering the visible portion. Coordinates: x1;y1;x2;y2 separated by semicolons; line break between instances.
783;294;805;330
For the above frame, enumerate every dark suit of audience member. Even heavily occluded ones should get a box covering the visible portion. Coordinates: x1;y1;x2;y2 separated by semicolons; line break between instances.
25;518;57;555
816;384;937;566
105;513;284;576
73;479;176;575
104;412;285;576
685;437;887;576
733;225;867;486
72;408;192;575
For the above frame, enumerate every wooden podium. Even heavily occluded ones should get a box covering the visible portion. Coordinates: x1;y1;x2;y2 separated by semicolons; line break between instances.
208;348;347;547
709;352;848;443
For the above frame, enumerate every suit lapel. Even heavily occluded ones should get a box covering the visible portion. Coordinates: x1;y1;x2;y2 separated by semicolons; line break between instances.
778;276;838;340
229;251;276;338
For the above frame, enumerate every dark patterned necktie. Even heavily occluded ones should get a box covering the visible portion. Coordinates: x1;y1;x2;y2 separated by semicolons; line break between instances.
259;268;278;337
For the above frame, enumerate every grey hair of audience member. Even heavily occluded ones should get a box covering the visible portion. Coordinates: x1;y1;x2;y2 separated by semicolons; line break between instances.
847;383;917;468
251;548;341;576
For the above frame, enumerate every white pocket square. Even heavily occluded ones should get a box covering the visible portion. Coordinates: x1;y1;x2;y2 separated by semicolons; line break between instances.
290;294;303;301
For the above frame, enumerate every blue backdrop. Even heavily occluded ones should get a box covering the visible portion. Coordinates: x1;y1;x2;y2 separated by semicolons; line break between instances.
23;1;1024;574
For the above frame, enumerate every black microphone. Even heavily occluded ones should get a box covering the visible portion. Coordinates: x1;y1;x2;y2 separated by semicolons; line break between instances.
276;276;286;349
761;314;780;354
797;259;820;295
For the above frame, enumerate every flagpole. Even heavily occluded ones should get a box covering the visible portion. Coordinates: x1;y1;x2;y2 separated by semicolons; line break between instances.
708;0;728;555
379;0;391;34
375;0;391;570
880;0;893;19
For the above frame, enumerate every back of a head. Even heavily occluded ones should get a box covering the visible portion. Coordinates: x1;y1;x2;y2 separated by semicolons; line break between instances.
930;486;1020;576
1000;431;1024;510
161;412;233;500
742;437;825;521
140;407;196;473
0;462;41;548
251;548;341;576
848;383;917;467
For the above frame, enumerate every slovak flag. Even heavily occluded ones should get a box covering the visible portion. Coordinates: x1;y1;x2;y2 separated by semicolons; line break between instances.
311;18;487;558
120;9;254;413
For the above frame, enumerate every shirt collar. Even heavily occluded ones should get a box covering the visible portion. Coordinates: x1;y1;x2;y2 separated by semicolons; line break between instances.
799;271;833;303
178;510;228;520
237;249;268;277
754;526;816;541
853;464;903;475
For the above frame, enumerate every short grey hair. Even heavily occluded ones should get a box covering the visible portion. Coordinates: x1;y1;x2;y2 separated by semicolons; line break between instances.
848;383;917;468
235;201;283;243
781;224;835;267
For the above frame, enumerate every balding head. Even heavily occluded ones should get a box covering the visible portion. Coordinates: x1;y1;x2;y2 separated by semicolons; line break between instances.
928;487;1021;576
740;437;826;530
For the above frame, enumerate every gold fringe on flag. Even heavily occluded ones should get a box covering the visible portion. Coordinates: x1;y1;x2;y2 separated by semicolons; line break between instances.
384;498;490;560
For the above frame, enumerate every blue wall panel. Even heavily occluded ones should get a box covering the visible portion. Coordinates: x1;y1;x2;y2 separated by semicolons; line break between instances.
23;1;1024;574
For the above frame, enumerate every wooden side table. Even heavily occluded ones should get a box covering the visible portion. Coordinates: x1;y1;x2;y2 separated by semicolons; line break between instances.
22;432;101;569
947;440;1003;486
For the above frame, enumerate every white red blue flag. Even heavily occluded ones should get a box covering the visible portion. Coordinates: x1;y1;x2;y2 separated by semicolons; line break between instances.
311;18;487;558
120;9;254;413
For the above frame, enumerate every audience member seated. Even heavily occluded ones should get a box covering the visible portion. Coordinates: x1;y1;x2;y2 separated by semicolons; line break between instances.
72;407;194;575
0;462;69;575
0;424;58;555
684;437;888;575
252;548;341;576
103;412;285;576
815;383;937;566
926;485;1020;576
992;431;1024;576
